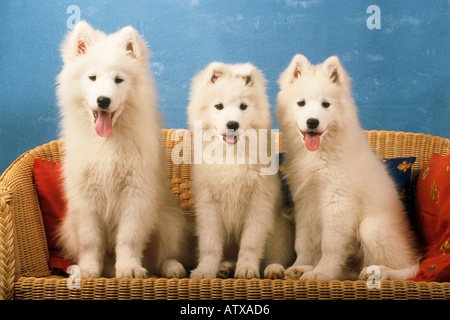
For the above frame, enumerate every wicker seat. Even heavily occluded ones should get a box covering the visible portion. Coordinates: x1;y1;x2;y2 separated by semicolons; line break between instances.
1;129;450;300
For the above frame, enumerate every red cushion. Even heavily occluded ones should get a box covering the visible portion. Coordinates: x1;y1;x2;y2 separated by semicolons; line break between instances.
408;153;450;282
33;159;73;274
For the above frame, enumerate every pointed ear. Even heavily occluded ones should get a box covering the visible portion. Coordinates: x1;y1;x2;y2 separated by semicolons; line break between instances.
117;26;148;61
205;62;226;84
62;20;97;61
74;21;95;56
290;54;310;83
279;54;311;86
211;69;223;84
234;63;257;87
237;75;253;86
116;26;150;63
323;56;345;85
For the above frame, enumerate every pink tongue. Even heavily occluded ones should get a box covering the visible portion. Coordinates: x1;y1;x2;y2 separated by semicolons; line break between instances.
304;132;320;151
95;111;113;137
223;135;237;144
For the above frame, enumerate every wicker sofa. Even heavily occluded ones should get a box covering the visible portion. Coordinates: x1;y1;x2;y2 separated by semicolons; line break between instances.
1;129;450;300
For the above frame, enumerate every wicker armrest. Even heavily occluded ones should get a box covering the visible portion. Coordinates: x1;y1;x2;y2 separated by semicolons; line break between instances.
0;190;14;300
1;130;450;300
0;141;63;299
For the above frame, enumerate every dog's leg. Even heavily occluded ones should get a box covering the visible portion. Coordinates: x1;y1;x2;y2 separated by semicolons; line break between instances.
234;187;277;279
114;186;158;278
299;202;356;281
190;202;223;279
146;199;192;278
262;207;296;279
359;264;419;281
62;197;105;279
358;215;420;281
284;206;320;280
115;222;150;278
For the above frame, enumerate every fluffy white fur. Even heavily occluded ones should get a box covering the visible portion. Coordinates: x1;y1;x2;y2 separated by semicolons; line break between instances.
188;62;295;279
276;54;421;281
57;21;193;279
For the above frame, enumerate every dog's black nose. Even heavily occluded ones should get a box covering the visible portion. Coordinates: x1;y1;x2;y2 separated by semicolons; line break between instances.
306;118;319;130
226;121;239;130
97;96;111;109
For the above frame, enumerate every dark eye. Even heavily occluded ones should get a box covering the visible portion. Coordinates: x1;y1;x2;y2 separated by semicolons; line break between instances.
322;101;330;108
89;75;96;81
115;77;124;84
297;100;306;107
240;103;247;110
215;103;224;110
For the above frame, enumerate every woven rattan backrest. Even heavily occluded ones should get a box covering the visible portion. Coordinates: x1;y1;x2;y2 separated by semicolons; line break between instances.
365;130;450;179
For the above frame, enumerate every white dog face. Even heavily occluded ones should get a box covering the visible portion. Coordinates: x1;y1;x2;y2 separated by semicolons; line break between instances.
81;67;130;137
277;54;350;152
188;62;270;145
61;21;148;137
289;92;337;152
207;94;255;144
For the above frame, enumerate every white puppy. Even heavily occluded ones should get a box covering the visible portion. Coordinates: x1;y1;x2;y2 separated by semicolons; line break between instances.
276;54;421;281
57;21;193;279
188;62;295;279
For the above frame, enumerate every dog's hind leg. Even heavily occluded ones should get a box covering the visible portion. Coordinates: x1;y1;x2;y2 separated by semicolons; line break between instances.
358;215;420;280
359;264;419;281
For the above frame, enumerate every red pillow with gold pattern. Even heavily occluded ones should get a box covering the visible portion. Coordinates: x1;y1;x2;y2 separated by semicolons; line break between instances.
408;153;450;282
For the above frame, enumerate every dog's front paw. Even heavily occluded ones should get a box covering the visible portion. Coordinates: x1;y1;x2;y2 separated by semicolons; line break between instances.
264;264;285;279
115;265;147;278
78;261;102;279
190;268;216;279
359;267;372;280
161;259;187;278
300;269;335;281
235;266;260;279
359;266;388;281
79;268;101;279
217;261;235;279
284;265;314;280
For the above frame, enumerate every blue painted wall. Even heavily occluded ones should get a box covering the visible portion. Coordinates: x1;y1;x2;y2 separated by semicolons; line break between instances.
1;0;450;173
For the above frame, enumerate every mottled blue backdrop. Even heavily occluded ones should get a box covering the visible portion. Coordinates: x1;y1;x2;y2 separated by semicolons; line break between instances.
1;0;450;173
